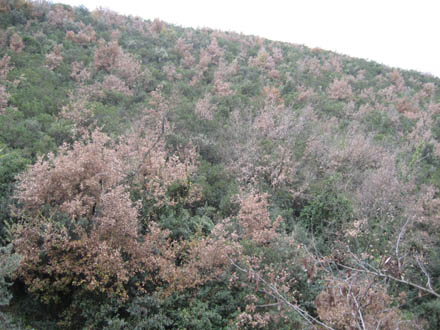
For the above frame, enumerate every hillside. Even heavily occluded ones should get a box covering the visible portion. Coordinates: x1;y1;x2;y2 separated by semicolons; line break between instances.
1;1;440;329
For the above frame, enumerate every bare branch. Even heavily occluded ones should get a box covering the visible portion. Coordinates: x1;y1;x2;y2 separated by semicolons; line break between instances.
416;255;434;293
229;257;335;330
350;291;367;330
338;255;440;299
395;216;411;273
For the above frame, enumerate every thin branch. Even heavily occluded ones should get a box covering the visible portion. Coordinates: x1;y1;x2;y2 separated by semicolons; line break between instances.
255;302;281;308
350;292;367;330
375;318;383;330
338;258;440;299
395;216;411;273
416;255;434;293
229;257;335;330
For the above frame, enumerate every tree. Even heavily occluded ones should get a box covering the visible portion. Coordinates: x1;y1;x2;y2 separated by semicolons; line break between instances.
328;77;353;100
94;39;121;72
315;275;402;330
12;125;206;317
9;33;23;53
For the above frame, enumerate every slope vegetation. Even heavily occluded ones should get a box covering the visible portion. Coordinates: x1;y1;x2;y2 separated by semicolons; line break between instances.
1;1;440;329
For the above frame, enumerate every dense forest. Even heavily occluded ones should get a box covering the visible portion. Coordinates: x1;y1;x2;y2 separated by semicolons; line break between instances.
1;1;440;329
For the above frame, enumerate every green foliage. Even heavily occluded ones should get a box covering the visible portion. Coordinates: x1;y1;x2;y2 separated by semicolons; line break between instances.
0;147;29;243
89;101;127;135
416;299;440;330
0;245;20;306
299;176;353;239
9;67;69;117
412;245;440;329
0;1;32;28
0;147;28;192
158;206;214;240
320;99;345;117
126;285;244;330
196;161;238;217
362;109;397;141
0;108;58;158
0;244;20;329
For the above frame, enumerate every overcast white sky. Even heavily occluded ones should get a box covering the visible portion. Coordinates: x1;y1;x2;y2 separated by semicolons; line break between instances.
59;0;440;78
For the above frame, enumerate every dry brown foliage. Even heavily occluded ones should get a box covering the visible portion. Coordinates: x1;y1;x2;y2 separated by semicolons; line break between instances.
176;38;195;68
94;39;121;72
47;4;75;27
13;123;211;303
235;192;281;244
195;93;216;120
65;25;96;44
315;276;403;330
328;77;353;100
0;85;9;114
70;61;91;83
0;54;12;80
9;33;23;53
45;44;63;71
15;131;124;217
